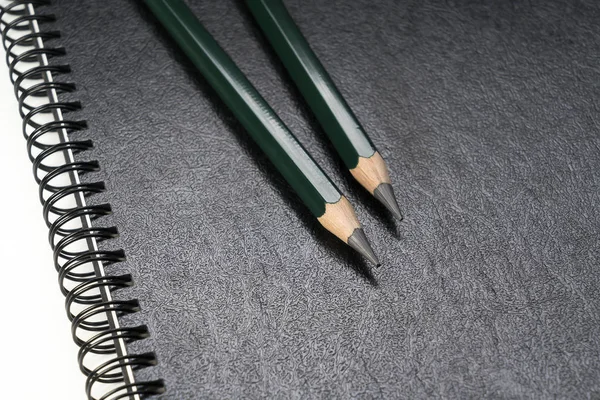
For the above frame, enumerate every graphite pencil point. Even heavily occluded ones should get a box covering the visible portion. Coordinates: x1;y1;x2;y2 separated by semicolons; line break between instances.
373;183;403;221
347;228;380;266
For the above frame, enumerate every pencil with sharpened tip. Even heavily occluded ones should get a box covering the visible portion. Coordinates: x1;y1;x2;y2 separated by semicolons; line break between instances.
144;0;380;266
246;0;404;221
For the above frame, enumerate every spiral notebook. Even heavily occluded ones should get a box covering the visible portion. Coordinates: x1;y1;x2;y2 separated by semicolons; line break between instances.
2;0;600;399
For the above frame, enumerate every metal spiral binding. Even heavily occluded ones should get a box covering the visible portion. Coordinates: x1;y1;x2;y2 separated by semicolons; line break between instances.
0;1;165;398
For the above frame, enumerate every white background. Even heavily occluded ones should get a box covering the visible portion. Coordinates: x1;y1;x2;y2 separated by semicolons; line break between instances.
0;51;83;399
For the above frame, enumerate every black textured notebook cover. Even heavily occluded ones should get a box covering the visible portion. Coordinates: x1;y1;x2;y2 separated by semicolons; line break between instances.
45;0;599;398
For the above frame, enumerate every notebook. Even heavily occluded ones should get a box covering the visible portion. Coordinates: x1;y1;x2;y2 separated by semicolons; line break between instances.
2;0;600;399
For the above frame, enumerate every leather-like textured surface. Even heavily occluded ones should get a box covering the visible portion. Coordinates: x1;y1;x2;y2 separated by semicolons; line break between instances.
43;0;600;398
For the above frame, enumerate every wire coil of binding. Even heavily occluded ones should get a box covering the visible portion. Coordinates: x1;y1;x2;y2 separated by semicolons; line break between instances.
0;1;165;399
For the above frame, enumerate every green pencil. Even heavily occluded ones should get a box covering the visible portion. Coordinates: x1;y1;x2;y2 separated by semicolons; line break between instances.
246;0;403;220
144;0;379;265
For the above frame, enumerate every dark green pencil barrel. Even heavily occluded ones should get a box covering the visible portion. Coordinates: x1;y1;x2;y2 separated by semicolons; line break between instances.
246;0;376;169
144;0;341;217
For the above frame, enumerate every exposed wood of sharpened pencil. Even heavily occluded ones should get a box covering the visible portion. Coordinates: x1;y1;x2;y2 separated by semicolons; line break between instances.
318;196;380;266
350;152;391;195
317;196;360;243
